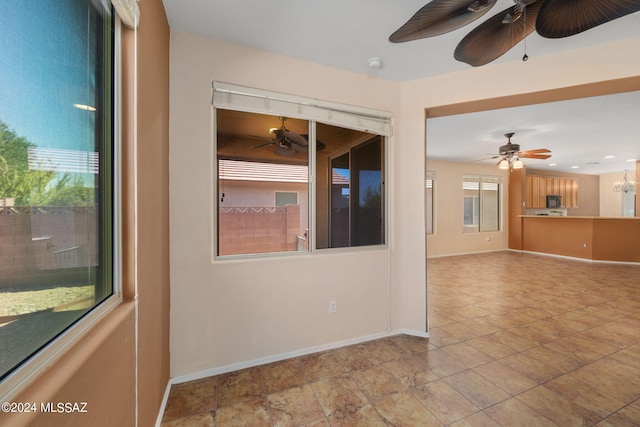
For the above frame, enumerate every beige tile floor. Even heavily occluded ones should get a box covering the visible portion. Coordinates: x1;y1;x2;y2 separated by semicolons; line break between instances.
161;251;640;426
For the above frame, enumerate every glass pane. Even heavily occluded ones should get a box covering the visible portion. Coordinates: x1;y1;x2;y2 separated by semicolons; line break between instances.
0;0;112;380
426;179;433;235
316;123;384;249
216;110;309;255
351;137;383;246
463;181;479;233
330;153;350;248
481;182;500;231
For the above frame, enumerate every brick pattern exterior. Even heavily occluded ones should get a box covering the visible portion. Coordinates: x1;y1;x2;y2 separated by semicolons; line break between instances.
219;205;302;256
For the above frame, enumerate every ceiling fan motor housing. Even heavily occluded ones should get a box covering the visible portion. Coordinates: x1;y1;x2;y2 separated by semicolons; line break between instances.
499;143;520;155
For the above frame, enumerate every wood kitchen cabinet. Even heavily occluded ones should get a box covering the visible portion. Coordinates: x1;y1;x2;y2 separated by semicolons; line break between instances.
525;175;578;208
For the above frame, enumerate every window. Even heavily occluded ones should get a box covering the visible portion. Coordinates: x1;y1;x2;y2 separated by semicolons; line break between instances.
213;83;390;257
462;176;501;233
275;192;298;207
426;172;435;235
0;0;114;390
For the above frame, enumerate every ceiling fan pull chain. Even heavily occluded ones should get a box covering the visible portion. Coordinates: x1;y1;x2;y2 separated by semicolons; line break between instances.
522;5;529;61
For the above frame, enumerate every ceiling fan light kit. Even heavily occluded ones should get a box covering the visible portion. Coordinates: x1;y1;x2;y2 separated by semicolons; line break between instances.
488;132;551;170
389;0;640;66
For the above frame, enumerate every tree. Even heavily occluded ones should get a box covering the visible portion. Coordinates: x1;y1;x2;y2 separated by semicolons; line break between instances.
0;120;94;206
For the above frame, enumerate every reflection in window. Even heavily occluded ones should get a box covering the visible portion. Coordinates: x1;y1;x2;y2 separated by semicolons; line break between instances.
0;0;113;381
216;111;309;256
318;125;384;249
215;109;386;255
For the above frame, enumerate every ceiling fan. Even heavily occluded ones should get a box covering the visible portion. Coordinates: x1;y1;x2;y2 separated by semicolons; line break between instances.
484;132;551;169
389;0;640;66
249;116;325;157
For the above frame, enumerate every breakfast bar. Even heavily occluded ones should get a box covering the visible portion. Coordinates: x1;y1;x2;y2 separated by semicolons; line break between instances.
519;215;640;262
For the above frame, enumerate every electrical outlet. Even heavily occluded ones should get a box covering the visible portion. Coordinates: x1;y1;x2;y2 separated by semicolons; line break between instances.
329;301;337;313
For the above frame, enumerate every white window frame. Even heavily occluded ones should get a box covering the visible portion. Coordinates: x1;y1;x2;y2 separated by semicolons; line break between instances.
462;175;502;233
212;82;392;259
426;171;436;235
275;191;299;207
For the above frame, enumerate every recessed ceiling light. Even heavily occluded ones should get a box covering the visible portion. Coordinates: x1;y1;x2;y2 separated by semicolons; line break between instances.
626;158;637;162
73;103;96;111
571;165;579;169
548;163;557;166
604;155;615;159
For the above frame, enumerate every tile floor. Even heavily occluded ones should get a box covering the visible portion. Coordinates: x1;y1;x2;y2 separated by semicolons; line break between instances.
161;251;640;426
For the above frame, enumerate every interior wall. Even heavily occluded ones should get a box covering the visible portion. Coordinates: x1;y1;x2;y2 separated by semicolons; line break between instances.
600;172;627;216
425;160;510;258
134;0;171;425
3;1;171;426
169;31;410;379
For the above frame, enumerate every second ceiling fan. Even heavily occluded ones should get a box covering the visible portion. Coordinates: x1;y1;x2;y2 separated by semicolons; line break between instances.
485;132;551;169
389;0;640;66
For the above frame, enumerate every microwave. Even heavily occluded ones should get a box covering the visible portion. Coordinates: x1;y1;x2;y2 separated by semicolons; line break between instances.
546;195;562;208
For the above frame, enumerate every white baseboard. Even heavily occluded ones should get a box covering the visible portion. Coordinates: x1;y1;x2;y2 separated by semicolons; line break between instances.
154;379;172;427
515;249;640;265
171;328;427;386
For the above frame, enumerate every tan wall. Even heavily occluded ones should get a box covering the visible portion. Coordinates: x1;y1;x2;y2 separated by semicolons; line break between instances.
600;172;628;216
522;217;594;259
134;0;171;425
169;32;402;379
3;1;171;426
521;217;640;262
425;160;511;258
592;219;640;262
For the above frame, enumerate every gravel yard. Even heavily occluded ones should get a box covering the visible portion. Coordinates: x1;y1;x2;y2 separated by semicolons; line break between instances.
0;285;94;318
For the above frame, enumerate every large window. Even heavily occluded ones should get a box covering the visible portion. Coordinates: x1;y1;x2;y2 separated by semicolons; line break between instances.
462;176;501;233
213;83;390;257
0;0;114;389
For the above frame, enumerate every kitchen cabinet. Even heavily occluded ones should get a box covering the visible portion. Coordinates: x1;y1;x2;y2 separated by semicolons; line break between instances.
525;175;578;208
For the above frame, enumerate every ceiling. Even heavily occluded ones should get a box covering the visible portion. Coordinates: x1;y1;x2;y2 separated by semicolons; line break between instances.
162;0;640;175
427;90;640;175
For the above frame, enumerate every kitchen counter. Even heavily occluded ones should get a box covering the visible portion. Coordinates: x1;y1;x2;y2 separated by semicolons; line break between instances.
518;215;640;262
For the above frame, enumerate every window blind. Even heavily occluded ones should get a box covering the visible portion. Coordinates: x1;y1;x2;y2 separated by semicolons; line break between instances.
111;0;139;29
212;81;392;136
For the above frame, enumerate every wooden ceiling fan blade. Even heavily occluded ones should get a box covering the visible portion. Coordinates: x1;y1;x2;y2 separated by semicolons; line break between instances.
389;0;497;42
454;0;542;67
536;0;640;39
282;131;308;147
274;145;299;157
520;153;552;159
521;148;551;154
249;141;276;150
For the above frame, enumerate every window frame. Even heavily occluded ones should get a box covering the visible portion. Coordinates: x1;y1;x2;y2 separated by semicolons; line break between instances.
426;171;436;235
462;175;502;233
0;7;122;402
211;82;392;260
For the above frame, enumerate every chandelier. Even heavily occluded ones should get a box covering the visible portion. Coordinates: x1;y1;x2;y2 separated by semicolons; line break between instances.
613;170;636;193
